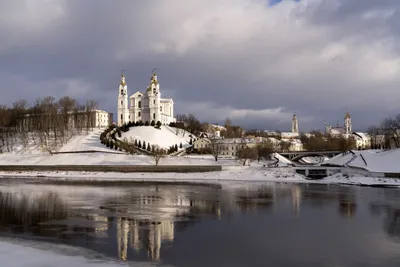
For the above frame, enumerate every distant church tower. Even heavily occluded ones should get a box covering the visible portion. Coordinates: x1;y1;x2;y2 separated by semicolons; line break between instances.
344;112;352;135
117;73;129;126
291;114;299;133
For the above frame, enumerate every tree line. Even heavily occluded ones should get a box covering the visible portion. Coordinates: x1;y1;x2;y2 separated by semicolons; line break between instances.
0;96;99;153
174;115;245;138
300;131;356;152
368;114;400;149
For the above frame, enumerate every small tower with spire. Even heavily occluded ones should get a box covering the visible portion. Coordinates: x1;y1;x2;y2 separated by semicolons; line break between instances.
291;114;299;133
344;111;352;135
117;72;129;126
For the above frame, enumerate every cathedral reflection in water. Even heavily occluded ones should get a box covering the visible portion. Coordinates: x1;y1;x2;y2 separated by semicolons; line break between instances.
0;183;363;262
113;193;221;261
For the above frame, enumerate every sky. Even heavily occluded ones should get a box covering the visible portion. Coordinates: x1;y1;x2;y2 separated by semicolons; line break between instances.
0;0;400;132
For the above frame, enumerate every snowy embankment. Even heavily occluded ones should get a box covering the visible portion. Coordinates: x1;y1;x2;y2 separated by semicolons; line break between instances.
0;166;306;184
1;167;400;188
0;238;165;267
322;173;400;187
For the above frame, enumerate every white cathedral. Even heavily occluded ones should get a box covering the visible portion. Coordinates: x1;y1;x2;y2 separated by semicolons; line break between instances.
117;71;176;126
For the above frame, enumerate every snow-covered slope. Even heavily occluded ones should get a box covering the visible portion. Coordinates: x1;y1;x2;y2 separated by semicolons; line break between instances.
118;126;194;149
0;128;110;155
273;153;294;166
322;149;400;173
59;128;111;152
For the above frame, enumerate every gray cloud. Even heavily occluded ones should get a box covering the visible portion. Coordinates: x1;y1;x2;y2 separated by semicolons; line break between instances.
1;0;400;131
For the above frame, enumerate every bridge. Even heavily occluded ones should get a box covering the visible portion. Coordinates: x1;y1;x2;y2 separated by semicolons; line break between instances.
279;151;343;161
294;166;341;179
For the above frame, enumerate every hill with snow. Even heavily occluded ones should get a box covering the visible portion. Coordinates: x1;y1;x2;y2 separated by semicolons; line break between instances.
118;126;194;149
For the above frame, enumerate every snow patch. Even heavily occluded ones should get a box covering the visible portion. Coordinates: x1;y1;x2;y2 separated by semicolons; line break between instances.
118;126;194;149
0;238;172;267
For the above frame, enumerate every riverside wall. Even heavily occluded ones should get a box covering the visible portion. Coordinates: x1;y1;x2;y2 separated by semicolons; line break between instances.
0;165;222;173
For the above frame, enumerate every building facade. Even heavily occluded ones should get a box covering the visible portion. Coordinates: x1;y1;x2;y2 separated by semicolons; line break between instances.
117;72;176;126
21;109;112;130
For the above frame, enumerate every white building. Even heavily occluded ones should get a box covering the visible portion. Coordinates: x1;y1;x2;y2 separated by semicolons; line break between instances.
292;114;299;133
217;138;257;156
352;132;371;150
117;71;176;126
281;114;300;139
193;138;212;150
21;109;112;129
93;109;113;127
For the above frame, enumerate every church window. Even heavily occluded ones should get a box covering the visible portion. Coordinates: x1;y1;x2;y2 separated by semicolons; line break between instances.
138;112;141;117
138;101;141;108
153;99;155;104
121;114;123;120
153;88;156;93
121;89;123;95
160;106;162;112
153;113;156;120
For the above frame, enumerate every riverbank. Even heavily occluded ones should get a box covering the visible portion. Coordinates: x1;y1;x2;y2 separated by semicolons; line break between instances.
1;167;400;188
0;166;303;183
0;164;222;173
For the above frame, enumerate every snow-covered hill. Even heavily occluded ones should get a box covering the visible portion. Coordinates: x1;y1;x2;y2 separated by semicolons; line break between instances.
118;126;194;149
0;129;110;155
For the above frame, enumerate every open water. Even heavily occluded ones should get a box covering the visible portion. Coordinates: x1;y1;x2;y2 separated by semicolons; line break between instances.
0;181;400;267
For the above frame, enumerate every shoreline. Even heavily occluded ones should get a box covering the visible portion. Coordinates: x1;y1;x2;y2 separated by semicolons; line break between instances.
1;169;400;188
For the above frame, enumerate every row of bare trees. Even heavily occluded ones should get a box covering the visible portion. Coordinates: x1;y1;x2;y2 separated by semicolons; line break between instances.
368;114;400;149
174;115;245;139
0;96;98;154
300;132;356;152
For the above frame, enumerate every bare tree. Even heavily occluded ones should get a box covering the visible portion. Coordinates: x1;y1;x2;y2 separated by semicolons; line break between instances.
256;139;275;162
85;100;98;133
209;137;220;161
58;96;77;142
381;115;400;149
176;114;187;124
237;146;257;166
237;139;257;165
367;126;383;149
152;145;166;165
279;140;291;152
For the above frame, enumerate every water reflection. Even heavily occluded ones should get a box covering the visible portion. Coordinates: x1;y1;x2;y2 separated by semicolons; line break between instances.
0;183;399;265
368;189;400;242
0;191;69;230
338;187;357;218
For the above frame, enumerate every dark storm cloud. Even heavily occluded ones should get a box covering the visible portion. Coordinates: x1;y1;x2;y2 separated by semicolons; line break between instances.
0;0;400;131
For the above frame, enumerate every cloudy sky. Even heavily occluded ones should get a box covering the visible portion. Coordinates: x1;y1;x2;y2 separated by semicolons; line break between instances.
0;0;399;131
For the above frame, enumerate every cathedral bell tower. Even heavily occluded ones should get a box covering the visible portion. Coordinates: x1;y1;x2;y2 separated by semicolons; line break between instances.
147;71;161;123
117;73;129;126
291;114;299;133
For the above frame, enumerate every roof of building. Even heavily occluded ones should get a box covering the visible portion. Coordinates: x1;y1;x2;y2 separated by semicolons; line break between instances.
330;127;345;135
281;132;299;139
353;132;369;140
216;138;257;144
